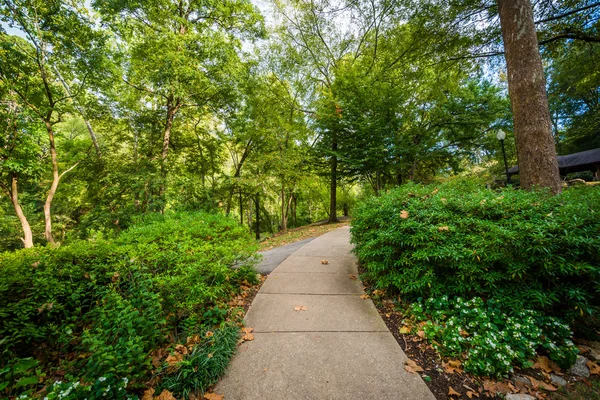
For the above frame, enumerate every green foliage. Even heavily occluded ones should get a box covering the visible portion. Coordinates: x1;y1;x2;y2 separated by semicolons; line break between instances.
408;296;578;377
351;181;600;322
160;325;239;398
0;211;257;398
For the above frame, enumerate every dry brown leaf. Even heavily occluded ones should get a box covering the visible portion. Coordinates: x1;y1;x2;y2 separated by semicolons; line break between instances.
111;272;120;282
442;360;462;374
404;359;424;374
155;389;177;400
438;226;450;232
187;335;200;346
204;393;224;400
400;210;409;219
587;360;600;375
527;377;557;392
174;344;188;355
533;356;561;374
483;380;512;395
141;388;155;400
466;391;479;398
432;188;439;195
241;327;254;342
399;326;411;334
348;274;357;280
360;294;370;300
165;353;183;366
294;306;308;311
448;386;460;397
321;260;329;265
417;330;425;339
372;289;384;297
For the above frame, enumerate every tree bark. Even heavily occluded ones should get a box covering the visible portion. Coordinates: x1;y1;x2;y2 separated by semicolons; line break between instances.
281;185;288;232
43;120;59;245
329;138;339;223
255;193;260;240
160;97;181;203
498;0;561;194
8;174;34;248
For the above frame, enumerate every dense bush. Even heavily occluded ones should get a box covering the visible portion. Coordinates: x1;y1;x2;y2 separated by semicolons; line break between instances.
408;296;578;376
351;181;600;322
0;211;258;398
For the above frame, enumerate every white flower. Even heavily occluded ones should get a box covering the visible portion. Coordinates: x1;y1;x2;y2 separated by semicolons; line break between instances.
98;377;106;382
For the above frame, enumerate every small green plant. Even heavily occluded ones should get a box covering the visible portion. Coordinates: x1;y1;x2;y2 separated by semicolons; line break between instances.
408;296;579;376
0;356;42;398
43;375;134;400
159;325;239;398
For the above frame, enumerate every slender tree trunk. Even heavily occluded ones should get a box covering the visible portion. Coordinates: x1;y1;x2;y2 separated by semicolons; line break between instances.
498;0;561;194
409;159;417;181
160;98;181;203
53;65;101;158
255;193;260;240
291;194;297;227
329;139;339;224
8;174;34;248
281;185;287;232
239;191;243;225
43;120;59;245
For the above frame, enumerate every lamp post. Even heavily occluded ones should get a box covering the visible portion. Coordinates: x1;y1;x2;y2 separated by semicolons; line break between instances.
496;129;511;185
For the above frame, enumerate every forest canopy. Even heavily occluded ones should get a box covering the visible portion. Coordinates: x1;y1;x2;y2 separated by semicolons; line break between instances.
0;0;598;249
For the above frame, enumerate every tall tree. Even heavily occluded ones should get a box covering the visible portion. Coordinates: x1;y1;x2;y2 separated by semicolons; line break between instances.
497;0;561;193
95;0;265;209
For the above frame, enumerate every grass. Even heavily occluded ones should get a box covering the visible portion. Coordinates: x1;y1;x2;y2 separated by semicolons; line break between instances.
550;378;600;400
259;220;349;251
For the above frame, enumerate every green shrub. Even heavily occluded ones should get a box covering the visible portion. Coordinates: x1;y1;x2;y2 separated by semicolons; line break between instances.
0;211;258;398
408;296;578;376
351;181;600;322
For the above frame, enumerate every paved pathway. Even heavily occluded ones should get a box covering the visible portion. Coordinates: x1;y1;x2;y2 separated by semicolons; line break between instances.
253;238;316;275
216;226;436;400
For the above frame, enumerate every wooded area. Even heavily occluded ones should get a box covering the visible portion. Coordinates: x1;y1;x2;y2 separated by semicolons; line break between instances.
1;0;598;249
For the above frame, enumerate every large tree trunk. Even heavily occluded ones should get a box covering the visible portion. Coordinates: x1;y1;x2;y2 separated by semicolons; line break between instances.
9;174;34;248
329;139;339;223
498;0;561;194
43;120;59;245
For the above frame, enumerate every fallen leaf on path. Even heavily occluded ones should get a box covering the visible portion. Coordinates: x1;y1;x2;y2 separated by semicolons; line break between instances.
448;386;460;397
156;389;177;400
360;294;370;299
294;305;308;311
204;393;224;400
241;327;254;342
404;359;424;374
321;260;329;265
400;210;409;219
348;274;357;280
587;360;600;375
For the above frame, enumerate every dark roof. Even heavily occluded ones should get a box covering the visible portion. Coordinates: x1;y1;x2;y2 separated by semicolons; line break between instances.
507;148;600;175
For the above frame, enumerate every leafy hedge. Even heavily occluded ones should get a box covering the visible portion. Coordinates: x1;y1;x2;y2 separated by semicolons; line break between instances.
351;181;600;322
0;212;258;398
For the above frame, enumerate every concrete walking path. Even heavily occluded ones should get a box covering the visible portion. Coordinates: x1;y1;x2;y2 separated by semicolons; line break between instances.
216;226;436;400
